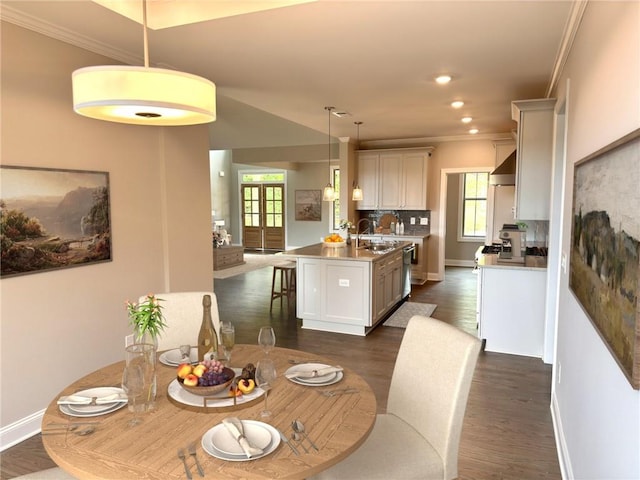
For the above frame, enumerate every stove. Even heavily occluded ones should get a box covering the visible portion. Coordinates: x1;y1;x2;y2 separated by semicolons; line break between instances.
481;244;502;254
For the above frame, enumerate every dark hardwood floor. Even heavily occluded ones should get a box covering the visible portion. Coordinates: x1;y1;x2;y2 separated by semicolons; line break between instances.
0;264;561;479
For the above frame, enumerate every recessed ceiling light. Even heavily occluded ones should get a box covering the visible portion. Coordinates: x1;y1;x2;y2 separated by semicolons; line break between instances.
451;100;464;109
462;117;472;123
435;75;452;85
469;128;479;134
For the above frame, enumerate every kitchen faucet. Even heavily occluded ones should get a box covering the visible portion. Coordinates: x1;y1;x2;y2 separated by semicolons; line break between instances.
355;218;370;248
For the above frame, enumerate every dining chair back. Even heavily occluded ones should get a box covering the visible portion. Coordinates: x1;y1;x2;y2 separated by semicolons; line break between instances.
140;291;220;352
312;315;481;480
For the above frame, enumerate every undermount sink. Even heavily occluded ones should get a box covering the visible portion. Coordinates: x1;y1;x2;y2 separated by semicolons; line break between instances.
364;241;398;252
366;243;390;252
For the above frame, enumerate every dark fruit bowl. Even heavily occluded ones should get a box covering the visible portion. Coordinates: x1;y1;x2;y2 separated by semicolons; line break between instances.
177;367;235;396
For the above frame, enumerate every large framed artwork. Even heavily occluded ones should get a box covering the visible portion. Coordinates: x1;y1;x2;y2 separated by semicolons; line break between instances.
0;166;111;278
295;189;321;221
570;128;640;389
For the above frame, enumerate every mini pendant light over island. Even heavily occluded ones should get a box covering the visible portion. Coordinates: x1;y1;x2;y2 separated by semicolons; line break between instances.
323;106;336;201
352;121;364;201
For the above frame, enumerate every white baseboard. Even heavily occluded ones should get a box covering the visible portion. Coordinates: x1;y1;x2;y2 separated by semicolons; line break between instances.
551;392;571;479
0;409;44;452
445;259;476;267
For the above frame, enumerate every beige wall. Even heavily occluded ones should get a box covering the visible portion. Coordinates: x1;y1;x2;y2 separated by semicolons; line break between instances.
550;1;640;477
0;23;213;439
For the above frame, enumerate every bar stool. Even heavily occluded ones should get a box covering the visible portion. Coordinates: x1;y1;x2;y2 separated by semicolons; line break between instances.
270;262;296;312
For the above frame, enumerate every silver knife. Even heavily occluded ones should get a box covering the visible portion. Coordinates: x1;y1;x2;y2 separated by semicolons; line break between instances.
277;429;299;456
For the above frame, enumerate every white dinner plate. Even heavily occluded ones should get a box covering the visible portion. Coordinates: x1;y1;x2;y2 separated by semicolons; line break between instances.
202;421;280;461
67;401;119;414
59;387;127;415
211;421;273;456
159;347;198;366
167;379;264;408
285;363;343;386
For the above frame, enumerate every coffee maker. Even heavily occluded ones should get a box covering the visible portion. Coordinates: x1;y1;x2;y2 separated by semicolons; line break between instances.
498;225;525;262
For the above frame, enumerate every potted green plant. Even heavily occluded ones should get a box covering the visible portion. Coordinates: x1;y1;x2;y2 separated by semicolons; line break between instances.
126;294;167;346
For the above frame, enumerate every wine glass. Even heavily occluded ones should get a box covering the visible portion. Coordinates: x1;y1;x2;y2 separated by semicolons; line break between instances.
258;326;276;354
220;321;235;365
255;358;277;417
179;344;191;361
121;364;144;427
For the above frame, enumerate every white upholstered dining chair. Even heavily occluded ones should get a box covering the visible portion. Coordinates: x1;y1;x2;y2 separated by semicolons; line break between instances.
139;291;220;352
313;315;481;480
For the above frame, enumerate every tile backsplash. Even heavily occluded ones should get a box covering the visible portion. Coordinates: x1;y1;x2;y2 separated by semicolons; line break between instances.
358;210;431;235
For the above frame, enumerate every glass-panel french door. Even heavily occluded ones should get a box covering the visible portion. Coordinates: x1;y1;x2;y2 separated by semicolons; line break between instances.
241;184;285;250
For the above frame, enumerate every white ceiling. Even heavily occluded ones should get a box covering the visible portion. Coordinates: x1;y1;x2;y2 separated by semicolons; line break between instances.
1;0;576;150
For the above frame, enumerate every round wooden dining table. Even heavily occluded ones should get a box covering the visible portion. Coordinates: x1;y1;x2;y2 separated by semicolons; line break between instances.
42;344;377;479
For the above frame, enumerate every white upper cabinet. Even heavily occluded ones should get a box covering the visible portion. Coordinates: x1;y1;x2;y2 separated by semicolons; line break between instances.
356;148;432;210
356;152;380;210
511;99;556;220
378;152;403;209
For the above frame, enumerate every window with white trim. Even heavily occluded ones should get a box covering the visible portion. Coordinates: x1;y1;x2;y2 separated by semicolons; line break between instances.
459;172;489;239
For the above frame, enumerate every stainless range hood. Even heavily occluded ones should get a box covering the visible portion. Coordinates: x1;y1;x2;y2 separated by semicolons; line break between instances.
489;150;516;186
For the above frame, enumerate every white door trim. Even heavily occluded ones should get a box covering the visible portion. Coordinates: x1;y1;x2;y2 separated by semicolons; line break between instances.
437;167;494;281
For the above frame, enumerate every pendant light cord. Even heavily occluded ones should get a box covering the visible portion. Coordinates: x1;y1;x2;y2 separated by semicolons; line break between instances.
142;0;149;67
325;106;334;184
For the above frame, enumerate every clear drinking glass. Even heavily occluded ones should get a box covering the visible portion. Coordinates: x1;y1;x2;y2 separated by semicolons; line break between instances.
123;343;155;426
258;326;276;354
255;358;277;417
121;364;144;427
179;344;191;361
220;321;235;365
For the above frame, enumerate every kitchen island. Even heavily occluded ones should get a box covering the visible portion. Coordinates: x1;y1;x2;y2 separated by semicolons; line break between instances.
283;241;412;335
358;233;430;283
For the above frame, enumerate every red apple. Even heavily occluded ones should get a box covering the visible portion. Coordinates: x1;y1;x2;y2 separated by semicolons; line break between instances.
183;373;199;387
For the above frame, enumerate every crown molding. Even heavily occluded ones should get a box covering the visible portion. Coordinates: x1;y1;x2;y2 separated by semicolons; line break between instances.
360;132;513;149
546;0;588;97
1;4;140;65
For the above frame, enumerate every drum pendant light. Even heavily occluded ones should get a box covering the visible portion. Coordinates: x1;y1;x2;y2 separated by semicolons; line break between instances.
72;0;216;126
322;106;336;201
352;121;364;201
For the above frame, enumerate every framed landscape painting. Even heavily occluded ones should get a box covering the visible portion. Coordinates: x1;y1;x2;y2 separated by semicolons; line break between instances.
0;166;111;278
569;128;640;389
295;189;321;221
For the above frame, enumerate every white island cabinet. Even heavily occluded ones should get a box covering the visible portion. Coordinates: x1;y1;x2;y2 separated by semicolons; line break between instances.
284;243;408;336
477;263;547;358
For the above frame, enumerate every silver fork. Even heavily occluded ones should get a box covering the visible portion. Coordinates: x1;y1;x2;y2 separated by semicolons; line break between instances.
320;388;359;397
188;443;204;477
177;448;192;479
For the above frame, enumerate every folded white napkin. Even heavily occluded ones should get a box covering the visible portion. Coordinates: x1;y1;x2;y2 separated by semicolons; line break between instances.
221;418;264;458
57;392;127;405
285;366;343;380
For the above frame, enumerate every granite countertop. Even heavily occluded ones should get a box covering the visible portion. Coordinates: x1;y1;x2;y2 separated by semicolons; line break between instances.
359;233;430;239
282;241;412;262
